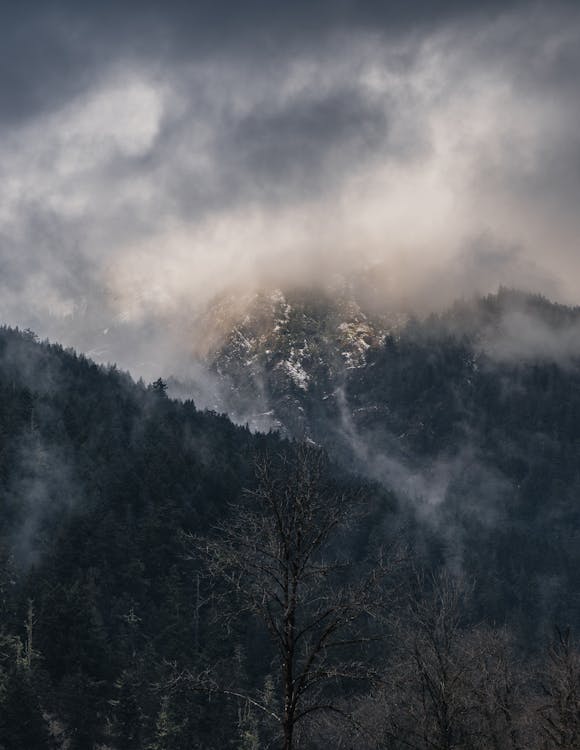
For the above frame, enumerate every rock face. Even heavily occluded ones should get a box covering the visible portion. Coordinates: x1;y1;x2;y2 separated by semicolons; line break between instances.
189;284;405;435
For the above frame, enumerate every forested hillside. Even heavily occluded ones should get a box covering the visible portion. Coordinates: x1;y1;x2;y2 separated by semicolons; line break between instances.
0;326;393;748
2;309;580;749
0;325;273;748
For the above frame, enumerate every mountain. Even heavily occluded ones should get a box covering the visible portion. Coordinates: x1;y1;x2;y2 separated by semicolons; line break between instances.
182;285;580;465
178;286;580;630
3;290;580;747
171;283;406;434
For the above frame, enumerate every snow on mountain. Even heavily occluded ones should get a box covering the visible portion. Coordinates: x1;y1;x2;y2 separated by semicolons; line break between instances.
183;283;406;434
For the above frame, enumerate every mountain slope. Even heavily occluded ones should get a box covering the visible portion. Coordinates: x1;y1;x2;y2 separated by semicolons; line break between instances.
183;287;580;632
0;324;396;749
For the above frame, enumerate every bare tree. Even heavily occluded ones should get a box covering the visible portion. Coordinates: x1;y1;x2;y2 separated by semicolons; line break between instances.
402;571;476;750
195;445;388;750
466;625;530;750
362;573;538;750
535;627;580;749
363;571;479;750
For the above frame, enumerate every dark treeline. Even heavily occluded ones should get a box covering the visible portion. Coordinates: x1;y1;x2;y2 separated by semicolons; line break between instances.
0;321;580;748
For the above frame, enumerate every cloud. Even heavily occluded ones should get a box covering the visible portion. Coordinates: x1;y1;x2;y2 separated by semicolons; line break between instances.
8;431;80;568
485;309;580;364
0;1;580;377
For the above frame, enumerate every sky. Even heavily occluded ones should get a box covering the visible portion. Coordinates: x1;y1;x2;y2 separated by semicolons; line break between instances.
1;0;580;378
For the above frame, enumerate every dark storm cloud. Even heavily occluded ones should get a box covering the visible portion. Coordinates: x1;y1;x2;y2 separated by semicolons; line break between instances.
0;0;532;126
0;6;99;126
205;85;396;206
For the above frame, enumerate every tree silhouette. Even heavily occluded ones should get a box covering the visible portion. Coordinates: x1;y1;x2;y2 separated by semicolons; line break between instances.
196;445;383;750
